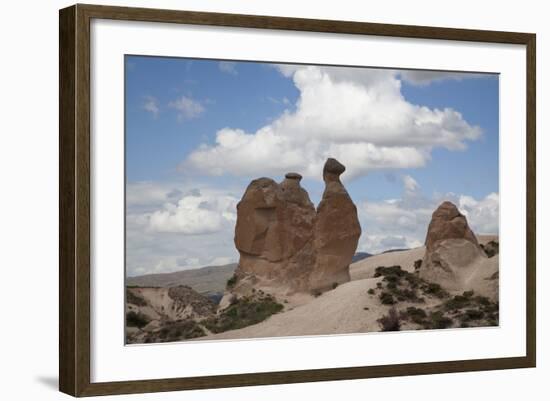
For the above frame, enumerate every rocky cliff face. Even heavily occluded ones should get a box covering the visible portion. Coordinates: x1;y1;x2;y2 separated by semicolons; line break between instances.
125;285;216;344
231;158;361;298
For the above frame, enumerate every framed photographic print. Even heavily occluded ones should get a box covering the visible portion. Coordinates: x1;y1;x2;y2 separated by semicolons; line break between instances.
59;4;536;397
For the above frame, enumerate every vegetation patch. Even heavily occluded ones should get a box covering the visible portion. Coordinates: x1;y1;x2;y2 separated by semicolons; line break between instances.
400;306;428;325
480;240;499;258
126;288;148;306
379;292;395;305
377;308;400;331
226;274;238;289
426;311;454;329
204;294;284;334
422;282;449;299
126;311;151;328
371;265;444;304
144;319;206;343
370;267;499;332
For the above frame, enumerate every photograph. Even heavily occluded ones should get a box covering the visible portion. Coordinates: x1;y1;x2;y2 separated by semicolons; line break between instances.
124;57;500;344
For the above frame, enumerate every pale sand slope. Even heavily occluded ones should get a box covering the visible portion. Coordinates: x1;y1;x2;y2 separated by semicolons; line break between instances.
200;276;444;341
202;277;387;340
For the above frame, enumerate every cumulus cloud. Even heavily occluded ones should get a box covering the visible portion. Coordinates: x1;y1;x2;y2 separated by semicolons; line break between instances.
148;190;237;234
143;96;159;118
169;95;205;121
358;176;499;254
183;65;482;180
218;61;238;75
362;234;423;253
125;183;240;276
458;192;499;234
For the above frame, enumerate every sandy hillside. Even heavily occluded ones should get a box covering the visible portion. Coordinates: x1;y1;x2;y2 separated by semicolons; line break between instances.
203;277;404;340
197;237;499;341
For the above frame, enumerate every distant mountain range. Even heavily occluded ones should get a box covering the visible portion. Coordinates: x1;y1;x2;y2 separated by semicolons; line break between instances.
351;252;373;263
126;263;237;296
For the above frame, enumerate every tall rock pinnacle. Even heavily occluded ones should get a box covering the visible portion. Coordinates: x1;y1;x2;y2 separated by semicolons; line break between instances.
230;158;361;298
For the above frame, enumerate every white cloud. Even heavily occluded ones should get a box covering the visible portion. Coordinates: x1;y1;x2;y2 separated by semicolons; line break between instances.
127;181;171;208
458;192;499;234
358;176;499;254
148;190;237;234
143;96;159;118
125;183;240;276
169;95;205;121
183;65;482;180
218;61;238;75
402;174;420;194
362;234;423;253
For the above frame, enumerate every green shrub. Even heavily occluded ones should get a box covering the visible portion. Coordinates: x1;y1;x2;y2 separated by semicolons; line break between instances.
367;288;375;295
444;294;471;311
464;309;485;320
426;311;453;329
404;307;428;324
126;289;147;306
377;308;400;331
474;295;491;306
126;311;150;328
204;295;284;333
374;265;406;279
154;319;205;342
386;281;397;290
226;274;237;289
379;292;395;305
422;282;449;299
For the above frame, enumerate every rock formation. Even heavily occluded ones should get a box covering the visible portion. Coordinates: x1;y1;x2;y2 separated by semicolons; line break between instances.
230;159;361;299
419;201;486;290
310;158;361;291
424;201;479;253
232;173;317;295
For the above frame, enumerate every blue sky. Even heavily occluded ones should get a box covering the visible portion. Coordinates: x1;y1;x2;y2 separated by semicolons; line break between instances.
125;56;499;276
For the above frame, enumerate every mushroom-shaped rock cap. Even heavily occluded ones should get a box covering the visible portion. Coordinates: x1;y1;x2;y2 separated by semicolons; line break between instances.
323;158;346;176
285;172;302;180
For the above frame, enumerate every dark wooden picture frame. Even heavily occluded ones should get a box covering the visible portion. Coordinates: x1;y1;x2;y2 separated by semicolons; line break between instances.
59;3;536;397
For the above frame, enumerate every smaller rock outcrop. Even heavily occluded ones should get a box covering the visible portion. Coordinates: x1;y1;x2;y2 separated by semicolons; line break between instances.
424;201;478;253
419;201;487;292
